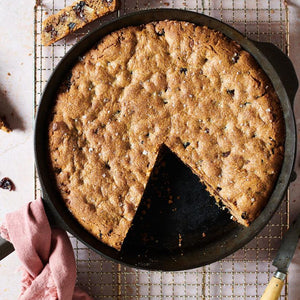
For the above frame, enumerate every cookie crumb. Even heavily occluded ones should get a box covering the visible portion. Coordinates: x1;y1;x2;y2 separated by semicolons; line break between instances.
0;116;11;133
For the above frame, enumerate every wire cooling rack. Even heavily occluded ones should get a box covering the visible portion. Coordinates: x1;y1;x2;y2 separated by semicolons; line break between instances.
34;1;290;299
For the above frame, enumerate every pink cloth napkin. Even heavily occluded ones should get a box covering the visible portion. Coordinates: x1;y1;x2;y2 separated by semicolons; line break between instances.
0;198;93;300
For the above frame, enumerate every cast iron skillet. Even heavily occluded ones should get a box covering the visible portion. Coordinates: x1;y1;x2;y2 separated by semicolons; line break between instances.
1;9;298;270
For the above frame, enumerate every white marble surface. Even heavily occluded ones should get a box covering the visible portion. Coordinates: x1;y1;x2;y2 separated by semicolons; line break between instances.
0;0;34;298
0;0;299;299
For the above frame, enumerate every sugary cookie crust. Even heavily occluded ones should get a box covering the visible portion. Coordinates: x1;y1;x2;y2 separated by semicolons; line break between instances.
49;21;284;250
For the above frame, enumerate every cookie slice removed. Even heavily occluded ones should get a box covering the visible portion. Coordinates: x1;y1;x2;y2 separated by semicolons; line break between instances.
42;0;118;46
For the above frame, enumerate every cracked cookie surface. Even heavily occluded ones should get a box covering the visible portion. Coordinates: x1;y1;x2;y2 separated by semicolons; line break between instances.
49;21;284;250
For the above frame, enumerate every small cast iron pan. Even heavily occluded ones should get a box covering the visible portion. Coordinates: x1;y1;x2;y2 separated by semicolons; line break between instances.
1;9;297;270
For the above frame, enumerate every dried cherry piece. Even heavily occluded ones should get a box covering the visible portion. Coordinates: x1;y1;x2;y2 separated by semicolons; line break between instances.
0;177;15;191
44;24;57;38
222;151;231;157
44;25;54;33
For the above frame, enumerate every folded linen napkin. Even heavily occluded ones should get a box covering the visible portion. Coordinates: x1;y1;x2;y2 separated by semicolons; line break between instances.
0;198;92;300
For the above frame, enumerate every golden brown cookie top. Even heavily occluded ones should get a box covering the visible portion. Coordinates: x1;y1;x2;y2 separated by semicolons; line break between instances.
49;21;284;250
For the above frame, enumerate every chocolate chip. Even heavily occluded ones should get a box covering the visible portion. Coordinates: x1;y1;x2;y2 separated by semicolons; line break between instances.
156;28;165;36
216;187;222;192
0;177;15;191
108;229;113;236
73;1;86;20
163;99;168;104
204;128;209;133
54;167;62;174
99;232;103;239
68;22;76;30
183;142;190;149
241;212;247;220
227;89;235;96
222;151;231;157
232;52;240;63
93;128;99;134
180;68;187;74
59;13;68;23
105;162;111;170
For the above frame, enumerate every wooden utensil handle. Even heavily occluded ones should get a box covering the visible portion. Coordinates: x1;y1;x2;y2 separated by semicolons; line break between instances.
261;272;286;300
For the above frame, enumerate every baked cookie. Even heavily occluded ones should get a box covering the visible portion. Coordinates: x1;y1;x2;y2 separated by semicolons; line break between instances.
42;0;118;46
49;21;284;250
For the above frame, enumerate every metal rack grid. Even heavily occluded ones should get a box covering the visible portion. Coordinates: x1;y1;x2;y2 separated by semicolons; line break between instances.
34;1;290;299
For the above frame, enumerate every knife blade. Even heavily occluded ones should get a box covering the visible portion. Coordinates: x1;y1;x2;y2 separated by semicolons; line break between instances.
272;213;300;274
261;213;300;300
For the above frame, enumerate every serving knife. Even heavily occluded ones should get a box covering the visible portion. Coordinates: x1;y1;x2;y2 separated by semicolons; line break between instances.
261;213;300;300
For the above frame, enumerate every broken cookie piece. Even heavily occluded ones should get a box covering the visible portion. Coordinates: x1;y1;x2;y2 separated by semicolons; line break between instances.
0;116;11;133
42;0;119;46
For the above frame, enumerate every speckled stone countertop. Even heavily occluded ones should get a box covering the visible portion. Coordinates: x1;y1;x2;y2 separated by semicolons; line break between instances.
0;1;299;299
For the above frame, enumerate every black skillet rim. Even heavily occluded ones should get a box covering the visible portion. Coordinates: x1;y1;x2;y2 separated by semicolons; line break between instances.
34;9;297;271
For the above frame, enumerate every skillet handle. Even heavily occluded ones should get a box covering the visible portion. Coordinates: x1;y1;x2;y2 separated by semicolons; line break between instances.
0;194;66;261
0;236;14;260
252;41;299;106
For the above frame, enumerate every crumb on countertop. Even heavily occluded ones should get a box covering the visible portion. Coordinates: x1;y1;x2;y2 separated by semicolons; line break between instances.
0;116;11;133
